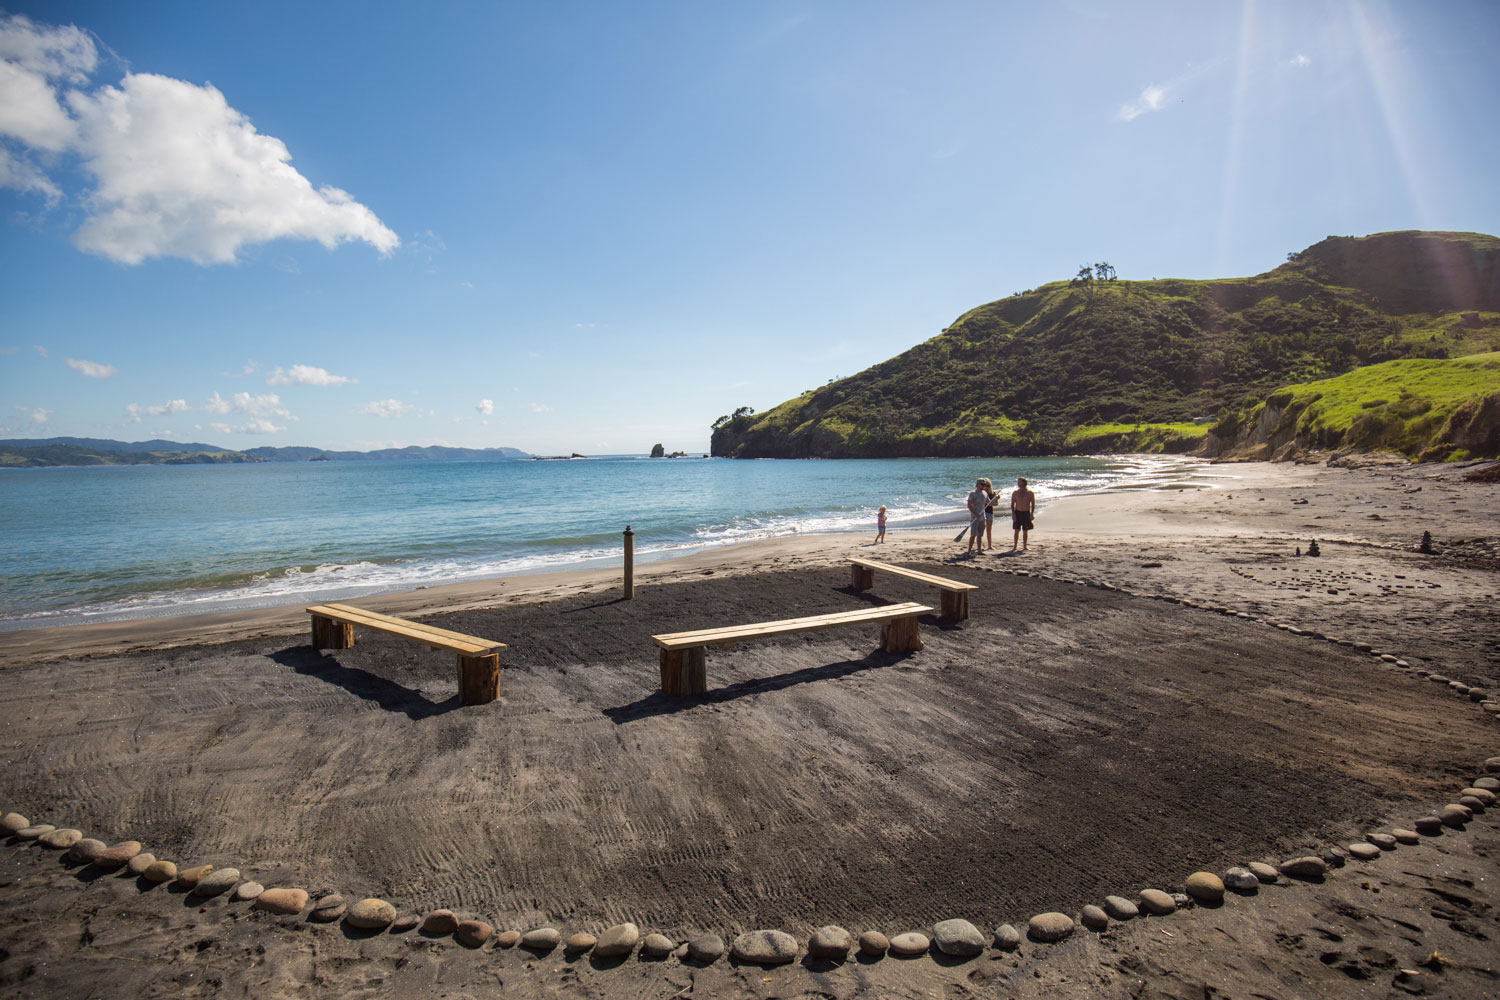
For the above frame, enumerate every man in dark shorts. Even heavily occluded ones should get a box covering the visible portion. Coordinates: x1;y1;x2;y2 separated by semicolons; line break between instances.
1010;476;1035;551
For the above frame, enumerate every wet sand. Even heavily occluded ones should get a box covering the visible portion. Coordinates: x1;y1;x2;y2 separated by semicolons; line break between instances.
1;460;1497;999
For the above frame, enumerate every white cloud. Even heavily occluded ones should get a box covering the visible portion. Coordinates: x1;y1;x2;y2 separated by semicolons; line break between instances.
266;363;354;386
0;14;399;265
358;399;414;418
529;402;551;413
14;404;51;425
476;399;494;415
33;344;47;357
125;398;187;422
1290;53;1311;67
1118;83;1168;121
202;390;292;419
64;356;117;378
210;418;284;435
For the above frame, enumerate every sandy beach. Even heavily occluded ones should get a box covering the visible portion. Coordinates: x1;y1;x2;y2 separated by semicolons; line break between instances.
1;459;1497;999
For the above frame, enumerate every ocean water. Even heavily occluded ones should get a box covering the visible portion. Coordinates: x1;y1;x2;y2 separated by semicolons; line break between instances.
0;454;1225;629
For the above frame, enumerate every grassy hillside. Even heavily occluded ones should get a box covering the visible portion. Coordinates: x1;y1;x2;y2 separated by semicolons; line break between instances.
1208;353;1500;462
712;231;1500;458
0;444;264;468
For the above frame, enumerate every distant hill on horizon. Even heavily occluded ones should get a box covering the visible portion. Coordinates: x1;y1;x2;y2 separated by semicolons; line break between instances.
0;438;531;468
710;230;1500;459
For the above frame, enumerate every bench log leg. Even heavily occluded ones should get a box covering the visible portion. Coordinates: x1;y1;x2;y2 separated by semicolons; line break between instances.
683;648;707;695
660;650;684;696
310;614;354;650
457;653;500;705
880;616;923;654
940;590;969;621
850;565;874;591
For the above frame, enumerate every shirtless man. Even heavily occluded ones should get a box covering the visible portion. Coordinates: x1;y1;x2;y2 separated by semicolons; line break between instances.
1010;477;1035;551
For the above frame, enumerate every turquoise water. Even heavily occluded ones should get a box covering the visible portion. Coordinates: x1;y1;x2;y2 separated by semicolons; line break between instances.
0;454;1221;628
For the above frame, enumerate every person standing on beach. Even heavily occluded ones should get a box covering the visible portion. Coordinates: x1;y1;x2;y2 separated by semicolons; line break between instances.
1010;477;1036;551
983;480;998;551
875;505;887;543
965;479;989;555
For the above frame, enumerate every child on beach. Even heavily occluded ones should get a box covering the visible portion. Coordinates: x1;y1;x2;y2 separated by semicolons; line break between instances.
875;505;887;543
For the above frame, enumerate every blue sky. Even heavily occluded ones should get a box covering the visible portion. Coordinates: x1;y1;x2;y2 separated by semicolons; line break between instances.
2;1;1497;454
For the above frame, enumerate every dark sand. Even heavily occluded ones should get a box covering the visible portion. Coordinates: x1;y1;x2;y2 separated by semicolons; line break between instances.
1;459;1497;999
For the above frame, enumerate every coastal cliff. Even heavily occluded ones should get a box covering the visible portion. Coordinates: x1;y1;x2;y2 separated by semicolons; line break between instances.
712;231;1500;460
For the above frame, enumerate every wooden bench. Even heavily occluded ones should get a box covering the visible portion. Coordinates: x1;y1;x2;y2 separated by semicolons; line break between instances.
848;557;978;620
651;601;932;697
307;602;507;706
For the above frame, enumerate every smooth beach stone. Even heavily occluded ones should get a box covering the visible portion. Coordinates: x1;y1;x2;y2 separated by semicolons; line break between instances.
1185;872;1224;903
731;929;798;965
390;914;419;933
807;925;853;960
595;922;639;958
1391;828;1420;845
858;931;889;957
1103;895;1138;919
422;910;458;935
565;932;596;953
126;853;157;876
68;838;106;862
1347;843;1381;860
311;903;347;923
1321;846;1349;868
346;898;397;929
233;881;264;901
1353;642;1372;652
254;887;309;914
1395;659;1410;667
1428;675;1451;684
190;867;240;896
174;864;213;888
1438;804;1471;827
1486;757;1500;774
1224;867;1260;892
1248;862;1280;883
641;933;675;958
1466;688;1487;702
1459;795;1486;812
38;828;82;849
888;932;930;956
1138;889;1176;915
1279;857;1327;879
1413;816;1443;834
1028;912;1075;943
1367;833;1398;850
688;933;725;963
1463;788;1497;805
142;860;177;883
1474;777;1500;792
993;923;1022;950
932;919;985;957
17;824;56;840
1;812;28;833
1080;905;1109;930
92;841;142;869
1380;654;1399;663
494;929;520;947
521;927;561;951
456;920;492;948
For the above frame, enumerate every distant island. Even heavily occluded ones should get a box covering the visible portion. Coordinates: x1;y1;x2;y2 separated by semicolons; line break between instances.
710;230;1500;462
0;438;531;468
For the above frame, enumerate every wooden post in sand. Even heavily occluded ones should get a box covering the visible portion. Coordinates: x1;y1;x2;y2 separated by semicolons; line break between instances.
457;653;501;705
850;564;875;591
623;525;635;600
658;648;705;696
310;613;353;650
880;617;922;654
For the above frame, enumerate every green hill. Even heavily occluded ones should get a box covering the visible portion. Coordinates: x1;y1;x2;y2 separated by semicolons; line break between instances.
1206;353;1500;462
711;231;1500;459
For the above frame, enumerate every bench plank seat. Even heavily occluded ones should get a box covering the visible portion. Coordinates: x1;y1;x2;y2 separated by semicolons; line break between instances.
306;603;505;705
847;558;976;620
652;601;931;696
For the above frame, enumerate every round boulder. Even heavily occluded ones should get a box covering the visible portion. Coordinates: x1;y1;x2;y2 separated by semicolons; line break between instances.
390;914;419;933
1138;889;1176;915
688;933;725;963
456;920;492;948
1103;895;1138;920
92;842;143;870
932;919;985;957
1248;862;1280;883
808;925;853;961
1028;912;1075;942
993;924;1022;950
1185;872;1224;903
1438;803;1472;827
1223;867;1259;893
253;887;308;914
494;930;520;947
346;898;397;930
888;932;930;957
732;929;799;965
1347;843;1380;860
1461;787;1496;806
190;867;240;897
0;812;28;833
521;927;561;951
641;933;675;958
1391;828;1420;845
1486;757;1500;774
595;922;640;959
68;838;107;863
1278;857;1327;879
126;853;157;876
142;860;177;883
1367;833;1398;851
858;931;889;957
565;932;596;953
38;828;83;849
1080;905;1109;930
1413;815;1443;835
173;864;213;889
421;910;459;935
17;824;56;840
233;881;264;901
